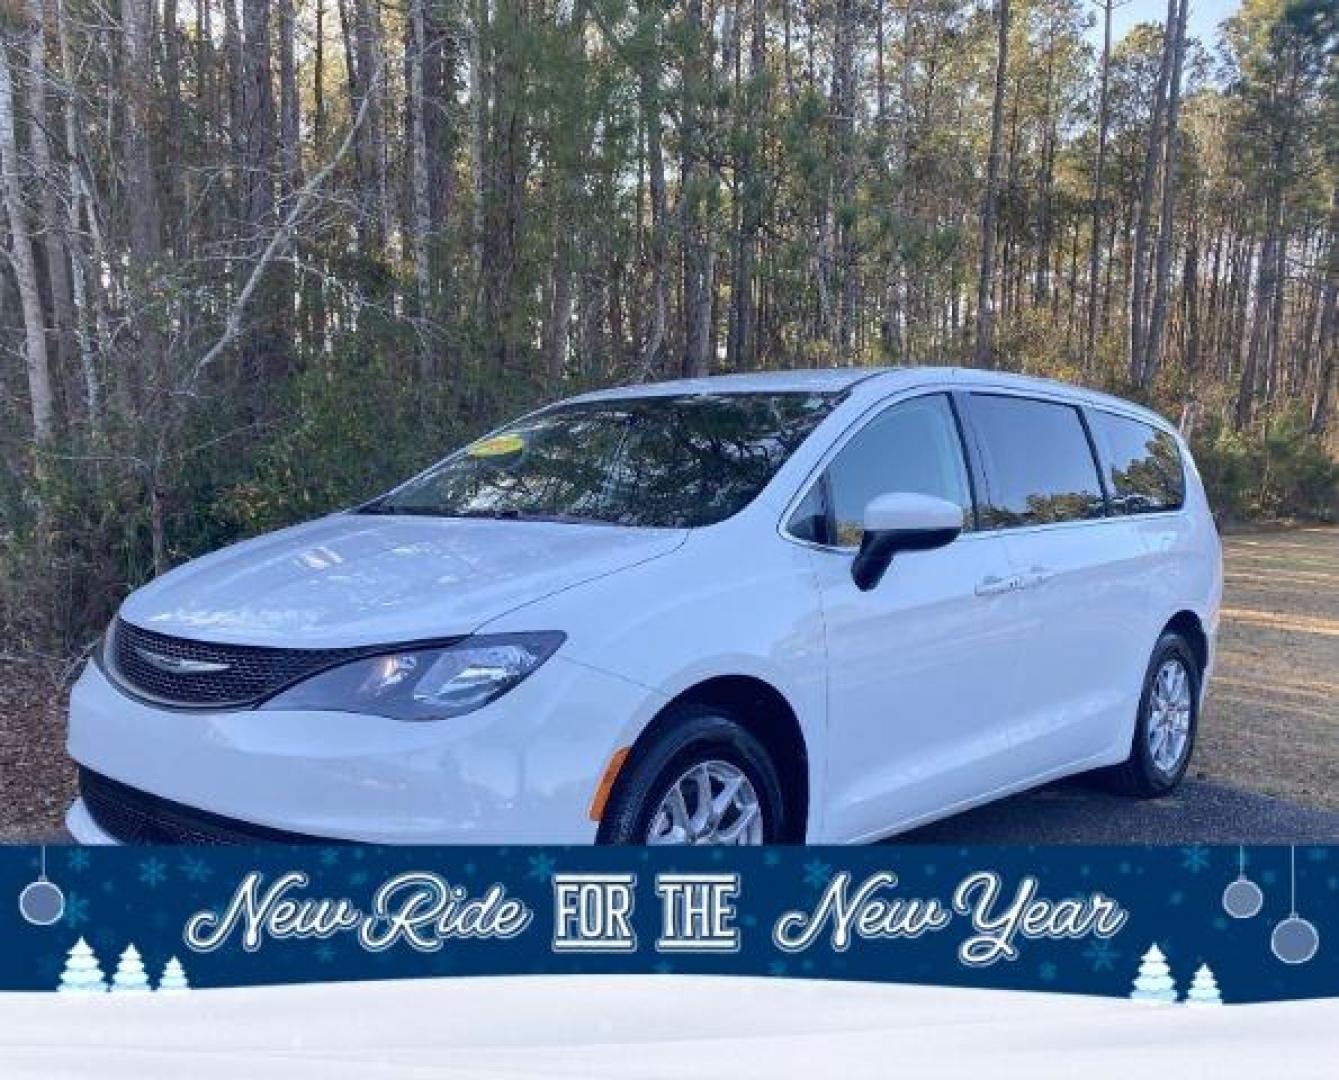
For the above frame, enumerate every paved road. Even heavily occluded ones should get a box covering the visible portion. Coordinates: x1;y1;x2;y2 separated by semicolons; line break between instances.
890;777;1339;845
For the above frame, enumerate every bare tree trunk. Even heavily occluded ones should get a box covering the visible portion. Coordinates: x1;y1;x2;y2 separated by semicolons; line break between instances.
1311;185;1338;434
832;0;858;353
1140;0;1188;390
121;0;163;409
1129;0;1175;382
408;0;435;384
974;0;1009;368
1085;0;1114;362
638;34;669;377
23;0;78;388
680;0;715;378
0;32;55;444
469;0;489;292
55;0;101;425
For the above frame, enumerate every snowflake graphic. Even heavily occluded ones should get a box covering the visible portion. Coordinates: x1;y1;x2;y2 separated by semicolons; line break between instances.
179;856;213;883
1082;939;1121;972
1181;846;1211;873
315;944;337;964
767;960;788;977
763;850;781;867
66;849;91;873
653;960;673;975
138;857;168;887
1039;961;1058;982
348;869;370;888
802;859;832;890
527;853;558;881
319;848;341;868
63;892;91;929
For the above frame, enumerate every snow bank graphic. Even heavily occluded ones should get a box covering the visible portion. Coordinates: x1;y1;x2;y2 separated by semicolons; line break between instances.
0;977;1333;1079
56;940;190;994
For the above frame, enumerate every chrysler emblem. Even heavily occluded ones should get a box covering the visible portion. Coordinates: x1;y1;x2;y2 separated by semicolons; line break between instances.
133;647;231;675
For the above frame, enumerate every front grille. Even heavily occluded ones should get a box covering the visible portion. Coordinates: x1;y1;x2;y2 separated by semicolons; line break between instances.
109;618;367;708
80;767;332;844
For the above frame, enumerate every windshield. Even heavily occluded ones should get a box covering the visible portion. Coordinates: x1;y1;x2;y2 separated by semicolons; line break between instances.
367;392;838;528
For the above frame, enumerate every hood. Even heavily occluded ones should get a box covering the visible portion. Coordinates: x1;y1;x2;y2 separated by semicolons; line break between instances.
119;514;687;648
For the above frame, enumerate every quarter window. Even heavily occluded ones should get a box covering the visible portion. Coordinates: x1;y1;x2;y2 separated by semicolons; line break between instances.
793;394;973;547
968;395;1106;528
1089;411;1186;514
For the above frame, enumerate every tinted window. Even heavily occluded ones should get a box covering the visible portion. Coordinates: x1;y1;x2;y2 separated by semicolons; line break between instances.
1090;411;1185;514
969;395;1105;528
371;393;836;528
810;394;973;547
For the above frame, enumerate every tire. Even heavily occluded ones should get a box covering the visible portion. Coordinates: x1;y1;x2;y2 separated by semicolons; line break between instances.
596;703;787;845
1105;632;1201;797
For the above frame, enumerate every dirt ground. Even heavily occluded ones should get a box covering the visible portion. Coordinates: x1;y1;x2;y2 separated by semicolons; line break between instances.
0;525;1336;841
1195;525;1339;810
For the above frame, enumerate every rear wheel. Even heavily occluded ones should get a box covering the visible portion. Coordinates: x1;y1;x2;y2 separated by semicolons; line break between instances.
596;704;785;845
1106;632;1200;797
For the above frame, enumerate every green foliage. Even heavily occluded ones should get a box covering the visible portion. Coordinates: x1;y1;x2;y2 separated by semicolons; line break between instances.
1194;410;1339;522
218;330;460;537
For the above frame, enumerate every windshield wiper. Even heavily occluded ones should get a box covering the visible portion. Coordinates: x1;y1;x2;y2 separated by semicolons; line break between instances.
359;505;618;525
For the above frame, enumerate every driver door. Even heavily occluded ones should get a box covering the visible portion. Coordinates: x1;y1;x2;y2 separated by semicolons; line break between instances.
794;393;1027;842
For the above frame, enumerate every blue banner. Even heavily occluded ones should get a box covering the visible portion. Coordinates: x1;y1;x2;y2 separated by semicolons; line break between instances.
3;845;1332;1002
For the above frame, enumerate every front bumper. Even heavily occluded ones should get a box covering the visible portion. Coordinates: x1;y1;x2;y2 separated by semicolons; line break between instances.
66;654;661;844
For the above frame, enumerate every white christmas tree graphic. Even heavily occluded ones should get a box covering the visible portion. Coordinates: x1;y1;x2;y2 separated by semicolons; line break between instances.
158;957;190;993
1130;943;1178;1003
111;944;152;993
1185;964;1223;1006
57;937;108;994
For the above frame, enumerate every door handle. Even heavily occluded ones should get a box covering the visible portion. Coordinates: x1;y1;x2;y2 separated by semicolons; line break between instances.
974;574;1019;597
1022;566;1055;589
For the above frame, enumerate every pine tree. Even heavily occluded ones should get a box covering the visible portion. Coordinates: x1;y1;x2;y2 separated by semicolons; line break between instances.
111;944;152;993
1186;963;1223;1006
57;938;108;994
158;957;190;993
1130;943;1178;1003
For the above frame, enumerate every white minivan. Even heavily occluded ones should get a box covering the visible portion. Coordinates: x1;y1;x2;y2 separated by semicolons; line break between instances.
66;368;1222;845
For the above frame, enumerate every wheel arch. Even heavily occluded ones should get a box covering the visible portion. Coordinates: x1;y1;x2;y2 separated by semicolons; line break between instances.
615;674;811;843
1162;609;1209;675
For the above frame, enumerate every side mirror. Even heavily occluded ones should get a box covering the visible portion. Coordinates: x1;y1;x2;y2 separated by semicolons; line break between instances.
851;493;963;591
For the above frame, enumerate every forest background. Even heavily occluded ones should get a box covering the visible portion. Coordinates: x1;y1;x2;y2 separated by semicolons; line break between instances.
0;0;1335;655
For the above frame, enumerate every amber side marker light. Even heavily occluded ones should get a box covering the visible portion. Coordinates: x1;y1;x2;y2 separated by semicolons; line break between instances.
588;746;631;822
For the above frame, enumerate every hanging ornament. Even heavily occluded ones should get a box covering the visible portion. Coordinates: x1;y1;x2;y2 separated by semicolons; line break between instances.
17;847;66;927
1222;846;1264;920
1271;847;1319;966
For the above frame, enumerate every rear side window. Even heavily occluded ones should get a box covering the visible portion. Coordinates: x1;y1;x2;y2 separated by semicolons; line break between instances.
1089;411;1186;514
968;395;1105;528
794;394;973;547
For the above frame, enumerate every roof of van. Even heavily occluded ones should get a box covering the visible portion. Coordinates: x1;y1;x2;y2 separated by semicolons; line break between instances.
568;367;1173;429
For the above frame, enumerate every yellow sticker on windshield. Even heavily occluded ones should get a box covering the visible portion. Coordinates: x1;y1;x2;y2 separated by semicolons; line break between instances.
468;433;526;458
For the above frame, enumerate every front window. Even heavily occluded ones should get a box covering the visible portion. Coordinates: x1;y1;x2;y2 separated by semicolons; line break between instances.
367;392;838;528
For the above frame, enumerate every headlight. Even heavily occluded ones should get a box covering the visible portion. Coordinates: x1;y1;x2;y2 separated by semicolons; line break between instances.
259;633;565;721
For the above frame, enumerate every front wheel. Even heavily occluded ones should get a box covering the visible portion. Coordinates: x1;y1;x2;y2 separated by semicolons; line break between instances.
1106;632;1201;797
596;704;785;845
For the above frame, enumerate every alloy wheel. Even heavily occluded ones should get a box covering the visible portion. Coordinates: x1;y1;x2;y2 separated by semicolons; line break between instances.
645;760;765;845
1147;657;1193;775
